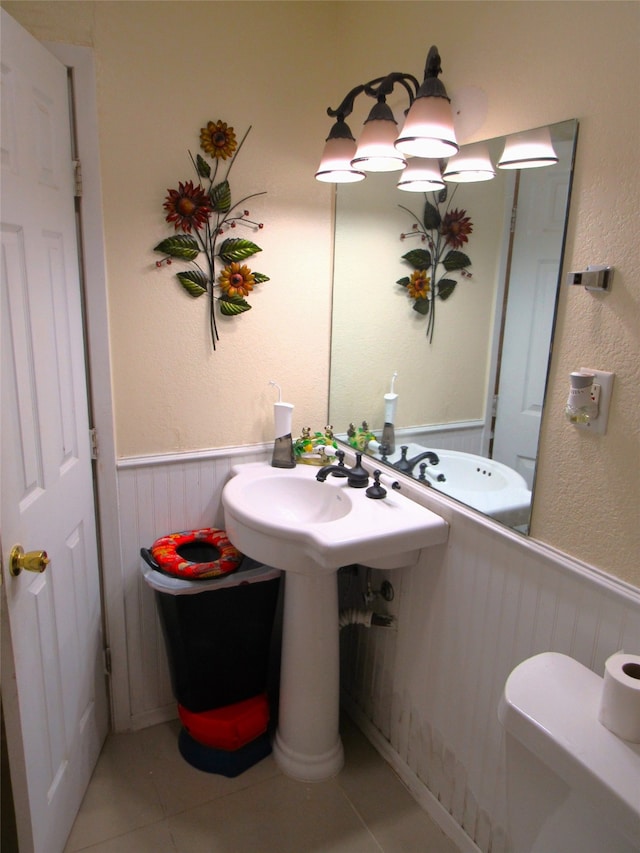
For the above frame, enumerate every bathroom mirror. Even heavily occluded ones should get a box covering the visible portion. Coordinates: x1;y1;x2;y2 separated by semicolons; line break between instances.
328;119;578;533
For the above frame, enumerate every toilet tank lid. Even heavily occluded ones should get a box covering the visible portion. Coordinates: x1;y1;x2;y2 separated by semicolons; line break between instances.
498;652;640;845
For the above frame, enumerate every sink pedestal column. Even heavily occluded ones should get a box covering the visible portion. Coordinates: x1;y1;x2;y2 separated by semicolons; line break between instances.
273;569;344;781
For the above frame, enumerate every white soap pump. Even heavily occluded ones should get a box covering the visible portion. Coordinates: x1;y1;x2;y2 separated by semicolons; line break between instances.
381;372;398;455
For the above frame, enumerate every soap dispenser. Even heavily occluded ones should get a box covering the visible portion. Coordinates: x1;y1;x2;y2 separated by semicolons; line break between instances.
381;372;398;455
269;381;295;468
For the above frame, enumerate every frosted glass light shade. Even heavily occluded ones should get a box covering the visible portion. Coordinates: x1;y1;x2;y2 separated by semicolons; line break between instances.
443;142;495;183
395;96;459;159
498;126;558;169
397;158;445;192
315;136;366;183
351;117;407;172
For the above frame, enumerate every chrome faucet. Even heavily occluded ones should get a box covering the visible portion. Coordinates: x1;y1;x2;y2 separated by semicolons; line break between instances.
393;445;442;477
316;450;369;488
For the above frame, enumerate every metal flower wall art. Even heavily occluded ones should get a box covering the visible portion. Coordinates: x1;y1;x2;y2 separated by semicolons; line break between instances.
397;188;473;343
154;120;268;349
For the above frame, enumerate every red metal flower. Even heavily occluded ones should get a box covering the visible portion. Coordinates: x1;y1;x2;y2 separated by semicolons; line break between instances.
441;208;473;249
163;181;211;233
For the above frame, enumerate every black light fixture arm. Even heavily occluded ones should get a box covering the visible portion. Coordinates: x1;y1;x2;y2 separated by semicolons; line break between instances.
326;84;368;122
327;71;421;124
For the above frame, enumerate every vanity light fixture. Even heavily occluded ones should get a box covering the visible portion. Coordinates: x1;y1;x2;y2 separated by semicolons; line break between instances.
315;45;458;186
397;158;445;192
351;101;407;173
497;125;558;169
442;141;496;183
314;118;366;183
394;46;458;160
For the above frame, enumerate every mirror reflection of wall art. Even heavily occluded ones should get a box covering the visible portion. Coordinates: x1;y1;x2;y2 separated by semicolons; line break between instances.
397;189;473;342
153;120;269;350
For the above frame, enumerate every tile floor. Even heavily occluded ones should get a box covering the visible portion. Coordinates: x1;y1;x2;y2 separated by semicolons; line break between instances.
64;715;460;852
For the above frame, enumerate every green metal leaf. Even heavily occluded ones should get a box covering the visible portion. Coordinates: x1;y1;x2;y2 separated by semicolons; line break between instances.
402;248;432;270
423;199;441;230
437;278;457;300
251;272;270;284
219;294;252;315
154;234;199;260
218;238;262;263
396;276;411;288
196;154;211;179
442;250;471;271
210;180;231;213
412;298;431;316
176;270;208;298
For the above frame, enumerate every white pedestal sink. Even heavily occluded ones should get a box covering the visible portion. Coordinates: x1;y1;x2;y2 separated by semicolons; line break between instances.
222;460;448;781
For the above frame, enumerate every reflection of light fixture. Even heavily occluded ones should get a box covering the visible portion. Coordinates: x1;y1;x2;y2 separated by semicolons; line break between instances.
498;126;558;169
315;45;458;183
351;102;407;172
314;119;365;183
397;158;445;192
443;141;495;183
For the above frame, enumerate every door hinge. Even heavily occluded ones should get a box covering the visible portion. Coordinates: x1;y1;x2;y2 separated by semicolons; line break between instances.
73;158;83;198
89;427;98;460
103;647;112;676
492;394;499;416
510;205;517;233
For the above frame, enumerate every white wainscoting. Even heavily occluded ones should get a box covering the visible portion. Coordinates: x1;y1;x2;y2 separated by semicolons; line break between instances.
396;421;485;455
339;497;640;853
114;445;640;853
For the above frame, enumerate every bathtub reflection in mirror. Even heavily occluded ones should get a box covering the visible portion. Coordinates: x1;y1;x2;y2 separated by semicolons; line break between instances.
328;119;578;533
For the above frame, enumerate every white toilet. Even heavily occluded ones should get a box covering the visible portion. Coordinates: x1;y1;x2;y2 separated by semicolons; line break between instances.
498;652;640;853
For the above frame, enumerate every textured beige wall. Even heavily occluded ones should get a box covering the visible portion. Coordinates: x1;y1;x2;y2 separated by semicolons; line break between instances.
2;0;338;454
4;0;639;584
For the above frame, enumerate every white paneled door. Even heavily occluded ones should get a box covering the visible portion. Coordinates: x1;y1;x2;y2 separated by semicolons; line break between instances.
492;140;572;488
1;10;108;853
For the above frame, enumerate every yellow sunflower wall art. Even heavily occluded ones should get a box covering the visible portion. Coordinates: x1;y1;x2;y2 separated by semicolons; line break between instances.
154;120;269;349
397;186;473;343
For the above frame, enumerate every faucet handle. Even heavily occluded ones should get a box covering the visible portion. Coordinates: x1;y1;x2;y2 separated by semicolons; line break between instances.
366;470;387;500
335;449;346;467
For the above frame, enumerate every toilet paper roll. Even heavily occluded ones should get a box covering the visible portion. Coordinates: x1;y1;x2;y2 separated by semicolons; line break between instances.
598;652;640;742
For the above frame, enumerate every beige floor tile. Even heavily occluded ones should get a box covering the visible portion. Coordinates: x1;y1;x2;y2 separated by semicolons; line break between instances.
67;818;176;853
138;719;281;817
338;717;459;853
64;731;164;851
168;773;382;853
65;715;463;853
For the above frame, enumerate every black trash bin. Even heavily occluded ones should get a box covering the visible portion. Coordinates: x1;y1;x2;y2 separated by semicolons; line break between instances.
140;541;281;714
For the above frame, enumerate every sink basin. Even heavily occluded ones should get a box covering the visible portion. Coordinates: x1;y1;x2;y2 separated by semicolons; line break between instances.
232;473;353;524
222;460;448;783
371;443;532;526
222;461;449;573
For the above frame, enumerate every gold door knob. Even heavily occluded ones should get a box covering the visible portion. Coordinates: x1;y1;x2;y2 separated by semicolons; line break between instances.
10;545;50;577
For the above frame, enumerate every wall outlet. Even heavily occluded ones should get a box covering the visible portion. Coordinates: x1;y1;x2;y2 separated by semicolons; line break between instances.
576;368;615;434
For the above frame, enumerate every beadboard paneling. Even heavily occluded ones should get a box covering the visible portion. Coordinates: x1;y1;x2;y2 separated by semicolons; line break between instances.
340;506;640;853
114;446;640;853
